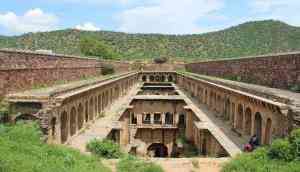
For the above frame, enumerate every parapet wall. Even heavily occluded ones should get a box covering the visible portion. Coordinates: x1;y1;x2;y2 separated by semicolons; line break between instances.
0;49;131;99
185;52;300;89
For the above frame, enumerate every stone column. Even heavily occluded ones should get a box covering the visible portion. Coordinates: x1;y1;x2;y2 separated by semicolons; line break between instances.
151;113;154;124
162;113;166;125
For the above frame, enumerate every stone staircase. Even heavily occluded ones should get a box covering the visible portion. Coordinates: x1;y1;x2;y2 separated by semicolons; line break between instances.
129;126;138;144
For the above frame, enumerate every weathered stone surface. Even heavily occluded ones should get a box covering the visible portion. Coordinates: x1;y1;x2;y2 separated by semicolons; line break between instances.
185;52;300;89
0;49;132;99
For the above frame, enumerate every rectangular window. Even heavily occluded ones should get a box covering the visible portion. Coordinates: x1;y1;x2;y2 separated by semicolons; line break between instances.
154;113;162;124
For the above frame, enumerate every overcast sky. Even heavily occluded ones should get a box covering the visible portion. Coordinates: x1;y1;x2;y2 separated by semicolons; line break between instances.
0;0;299;35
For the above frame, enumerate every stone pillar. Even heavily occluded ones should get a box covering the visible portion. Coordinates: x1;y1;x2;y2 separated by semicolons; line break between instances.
67;109;71;141
151;113;154;124
162;113;166;125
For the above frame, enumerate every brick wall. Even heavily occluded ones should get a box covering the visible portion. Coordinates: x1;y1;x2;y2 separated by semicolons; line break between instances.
185;52;300;89
0;50;131;99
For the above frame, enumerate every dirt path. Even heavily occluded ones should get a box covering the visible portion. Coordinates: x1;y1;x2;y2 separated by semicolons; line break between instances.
103;158;228;172
154;158;228;172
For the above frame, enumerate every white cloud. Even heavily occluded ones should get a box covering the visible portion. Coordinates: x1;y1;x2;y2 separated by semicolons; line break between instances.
252;0;298;12
118;0;224;34
50;0;136;5
251;0;300;26
0;8;58;34
75;22;101;31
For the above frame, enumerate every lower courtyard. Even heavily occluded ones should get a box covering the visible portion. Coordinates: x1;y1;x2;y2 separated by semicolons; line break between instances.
5;71;299;172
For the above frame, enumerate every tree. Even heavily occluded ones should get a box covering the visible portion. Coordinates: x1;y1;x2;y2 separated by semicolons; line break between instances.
80;36;118;60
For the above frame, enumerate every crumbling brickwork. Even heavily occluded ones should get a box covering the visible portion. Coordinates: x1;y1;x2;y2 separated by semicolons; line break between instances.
185;52;300;89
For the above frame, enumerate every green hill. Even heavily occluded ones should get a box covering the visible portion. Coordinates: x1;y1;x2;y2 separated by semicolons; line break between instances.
1;20;300;61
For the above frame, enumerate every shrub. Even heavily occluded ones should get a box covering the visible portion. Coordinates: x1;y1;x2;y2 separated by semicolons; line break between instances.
153;57;168;64
101;64;115;75
268;139;294;161
117;155;164;172
289;128;300;158
289;85;300;93
223;129;300;172
86;139;123;159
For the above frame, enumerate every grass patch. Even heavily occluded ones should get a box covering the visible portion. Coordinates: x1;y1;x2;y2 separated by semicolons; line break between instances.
222;129;300;172
0;122;111;172
117;155;164;172
87;139;124;159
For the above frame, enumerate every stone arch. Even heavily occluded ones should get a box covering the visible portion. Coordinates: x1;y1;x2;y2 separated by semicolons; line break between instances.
237;104;244;130
265;118;272;145
155;75;160;82
178;114;186;128
50;117;57;139
165;112;173;125
213;93;217;111
147;143;168;157
85;101;89;122
150;75;155;82
78;103;84;130
95;96;98;117
244;107;252;135
224;98;231;120
231;102;236;126
60;111;68;143
209;91;214;107
168;75;173;82
89;97;94;120
142;75;147;82
70;107;77;136
101;93;105;110
15;114;38;122
217;95;221;113
254;112;263;144
98;95;102;114
204;90;208;104
161;75;166;82
106;90;109;106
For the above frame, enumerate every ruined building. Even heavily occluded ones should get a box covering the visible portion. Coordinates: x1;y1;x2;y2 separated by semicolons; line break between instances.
2;49;300;158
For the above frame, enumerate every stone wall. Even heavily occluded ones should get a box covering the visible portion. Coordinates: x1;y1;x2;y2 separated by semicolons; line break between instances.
140;62;185;71
0;49;131;99
185;52;300;89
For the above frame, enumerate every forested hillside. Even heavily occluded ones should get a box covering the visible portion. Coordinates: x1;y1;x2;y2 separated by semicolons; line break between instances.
0;20;300;61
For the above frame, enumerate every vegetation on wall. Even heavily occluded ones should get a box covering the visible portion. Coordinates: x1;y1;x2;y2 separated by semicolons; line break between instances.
222;128;300;172
153;57;168;64
1;20;300;61
0;123;111;172
289;84;300;93
101;64;115;75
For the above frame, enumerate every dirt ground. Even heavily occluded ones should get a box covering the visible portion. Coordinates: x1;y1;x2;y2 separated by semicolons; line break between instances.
102;158;229;172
